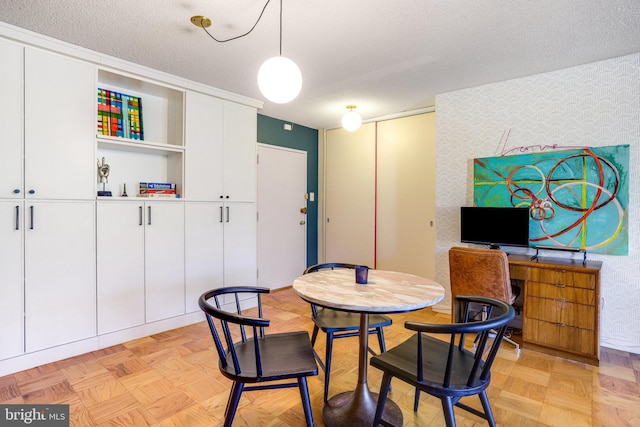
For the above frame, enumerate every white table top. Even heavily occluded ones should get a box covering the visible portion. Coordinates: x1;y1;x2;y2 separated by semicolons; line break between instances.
293;269;445;314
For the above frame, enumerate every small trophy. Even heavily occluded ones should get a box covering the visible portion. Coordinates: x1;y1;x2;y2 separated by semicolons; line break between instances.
97;157;112;196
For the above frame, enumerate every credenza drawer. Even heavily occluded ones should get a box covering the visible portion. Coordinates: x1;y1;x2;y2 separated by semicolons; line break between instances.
528;267;595;289
525;295;595;330
525;318;596;356
526;281;596;305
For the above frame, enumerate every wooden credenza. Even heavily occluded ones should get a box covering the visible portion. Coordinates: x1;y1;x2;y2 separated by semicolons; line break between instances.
508;255;602;365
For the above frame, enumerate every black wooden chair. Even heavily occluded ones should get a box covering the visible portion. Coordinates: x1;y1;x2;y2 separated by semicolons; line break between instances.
303;263;392;402
199;287;318;427
370;295;515;427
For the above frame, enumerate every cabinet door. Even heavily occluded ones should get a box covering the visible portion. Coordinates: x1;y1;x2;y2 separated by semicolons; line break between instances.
184;91;224;200
97;201;145;334
24;48;95;199
24;201;96;352
185;202;224;312
223;202;257;287
0;39;23;199
145;202;185;322
223;102;257;202
0;201;24;359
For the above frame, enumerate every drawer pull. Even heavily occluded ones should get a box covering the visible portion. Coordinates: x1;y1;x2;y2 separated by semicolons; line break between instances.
553;322;566;327
554;283;567;288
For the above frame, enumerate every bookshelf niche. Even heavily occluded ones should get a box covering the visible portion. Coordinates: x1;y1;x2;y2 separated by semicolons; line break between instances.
96;68;184;198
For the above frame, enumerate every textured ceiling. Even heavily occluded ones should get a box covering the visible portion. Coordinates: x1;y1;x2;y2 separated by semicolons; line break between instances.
1;0;639;130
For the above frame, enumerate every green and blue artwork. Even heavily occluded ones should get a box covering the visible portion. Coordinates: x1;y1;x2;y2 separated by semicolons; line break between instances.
473;144;629;255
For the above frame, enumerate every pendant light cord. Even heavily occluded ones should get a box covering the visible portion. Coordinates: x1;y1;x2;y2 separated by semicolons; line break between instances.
200;0;272;43
279;0;283;56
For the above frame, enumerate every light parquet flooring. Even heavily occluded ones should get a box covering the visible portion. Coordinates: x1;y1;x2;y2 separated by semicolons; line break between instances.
1;287;639;426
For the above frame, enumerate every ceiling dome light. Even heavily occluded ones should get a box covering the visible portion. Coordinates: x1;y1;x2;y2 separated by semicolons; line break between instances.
257;56;302;103
341;105;362;132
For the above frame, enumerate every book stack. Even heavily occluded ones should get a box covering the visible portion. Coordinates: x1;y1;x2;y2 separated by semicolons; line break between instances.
97;88;144;140
139;182;178;198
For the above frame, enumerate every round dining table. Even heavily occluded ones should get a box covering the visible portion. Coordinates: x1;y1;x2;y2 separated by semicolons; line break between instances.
293;268;445;426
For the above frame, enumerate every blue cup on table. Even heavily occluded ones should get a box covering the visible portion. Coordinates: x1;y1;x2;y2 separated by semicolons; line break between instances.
355;266;369;284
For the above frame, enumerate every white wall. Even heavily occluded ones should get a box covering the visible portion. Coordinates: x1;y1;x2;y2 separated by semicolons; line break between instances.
435;52;640;353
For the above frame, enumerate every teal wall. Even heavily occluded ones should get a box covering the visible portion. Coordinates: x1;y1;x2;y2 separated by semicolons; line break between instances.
257;114;319;266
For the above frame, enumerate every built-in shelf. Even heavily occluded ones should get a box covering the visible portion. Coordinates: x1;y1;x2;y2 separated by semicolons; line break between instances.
97;135;185;156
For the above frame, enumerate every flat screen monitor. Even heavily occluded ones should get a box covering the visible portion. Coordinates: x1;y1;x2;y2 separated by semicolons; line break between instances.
460;207;530;249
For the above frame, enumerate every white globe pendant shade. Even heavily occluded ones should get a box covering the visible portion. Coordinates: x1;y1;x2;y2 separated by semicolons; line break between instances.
341;107;362;132
257;56;302;103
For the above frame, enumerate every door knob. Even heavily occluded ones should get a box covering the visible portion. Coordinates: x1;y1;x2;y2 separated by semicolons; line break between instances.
300;207;307;214
300;220;306;225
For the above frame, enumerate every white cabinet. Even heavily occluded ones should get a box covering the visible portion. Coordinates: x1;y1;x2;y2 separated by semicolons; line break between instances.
223;202;258;287
184;92;224;201
24;48;95;200
0;39;23;199
185;92;257;202
24;201;96;353
97;201;185;327
0;201;24;360
145;201;185;322
185;202;224;312
185;201;257;311
223;102;257;202
97;201;145;334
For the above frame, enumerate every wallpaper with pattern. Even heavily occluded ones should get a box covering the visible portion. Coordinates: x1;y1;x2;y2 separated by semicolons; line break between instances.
435;53;640;353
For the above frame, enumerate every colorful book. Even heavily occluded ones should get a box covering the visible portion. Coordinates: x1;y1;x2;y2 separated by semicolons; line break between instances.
97;88;144;140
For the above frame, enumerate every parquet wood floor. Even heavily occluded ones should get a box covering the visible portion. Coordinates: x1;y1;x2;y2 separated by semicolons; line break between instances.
1;287;639;426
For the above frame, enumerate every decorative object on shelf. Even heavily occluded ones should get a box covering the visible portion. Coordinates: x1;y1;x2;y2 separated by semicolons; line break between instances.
97;88;143;140
121;183;128;197
191;0;302;104
341;105;362;132
97;157;112;196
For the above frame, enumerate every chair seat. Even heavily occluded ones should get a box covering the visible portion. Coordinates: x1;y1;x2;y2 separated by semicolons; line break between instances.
314;308;391;332
370;335;489;397
221;331;318;382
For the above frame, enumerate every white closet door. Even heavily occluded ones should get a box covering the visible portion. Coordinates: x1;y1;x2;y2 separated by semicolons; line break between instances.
376;113;436;278
324;124;376;266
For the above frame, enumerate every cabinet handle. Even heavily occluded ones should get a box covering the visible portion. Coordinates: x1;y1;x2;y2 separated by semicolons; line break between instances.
29;205;34;230
553;283;567;288
226;206;230;222
13;189;20;194
148;206;152;225
15;205;20;230
139;206;143;226
552;322;566;327
219;206;224;223
28;189;35;195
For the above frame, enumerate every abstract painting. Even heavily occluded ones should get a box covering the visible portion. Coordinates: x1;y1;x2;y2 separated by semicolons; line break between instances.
473;144;629;255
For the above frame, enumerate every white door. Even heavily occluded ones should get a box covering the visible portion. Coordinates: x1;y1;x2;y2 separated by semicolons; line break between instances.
0;201;24;359
145;202;185;322
96;201;145;334
257;144;307;289
24;48;95;199
185;202;224;313
25;201;96;352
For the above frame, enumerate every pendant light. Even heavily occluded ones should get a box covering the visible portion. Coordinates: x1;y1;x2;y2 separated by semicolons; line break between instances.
191;0;301;103
341;105;362;132
257;0;301;103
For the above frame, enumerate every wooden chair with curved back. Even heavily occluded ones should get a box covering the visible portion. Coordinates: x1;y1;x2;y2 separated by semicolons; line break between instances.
199;286;318;426
303;263;392;402
370;295;515;427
